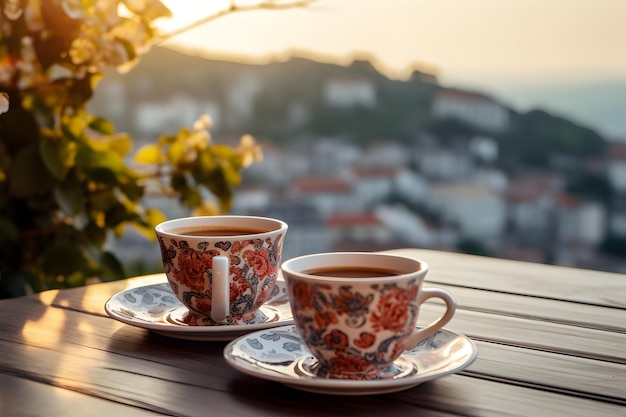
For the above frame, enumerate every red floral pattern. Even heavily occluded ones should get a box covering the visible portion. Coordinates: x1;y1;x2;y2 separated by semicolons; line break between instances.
328;353;374;377
159;232;284;323
314;310;338;330
243;248;274;280
287;277;420;379
324;329;349;351
354;331;376;348
291;281;316;309
370;286;412;332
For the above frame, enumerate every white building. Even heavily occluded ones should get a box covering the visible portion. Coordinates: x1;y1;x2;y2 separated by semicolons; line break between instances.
324;76;377;108
375;205;434;247
507;172;565;238
288;176;358;217
554;195;606;245
417;147;474;180
432;88;510;133
226;74;261;127
309;139;363;175
135;95;220;135
351;165;398;207
429;182;507;239
394;169;430;207
361;142;410;167
327;212;390;245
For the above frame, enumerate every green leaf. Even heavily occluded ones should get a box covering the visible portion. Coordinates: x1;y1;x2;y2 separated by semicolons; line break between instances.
61;114;86;141
99;251;126;281
0;216;19;240
88;167;118;185
105;203;129;227
134;143;162;164
170;173;188;192
84;222;107;247
206;171;233;212
219;160;242;187
8;145;55;197
53;175;85;217
118;172;144;201
104;133;132;157
68;76;96;108
180;187;203;208
76;144;125;173
211;144;239;161
166;140;185;166
89;191;117;212
64;271;88;288
195;150;217;178
88;117;115;135
131;207;167;240
42;242;90;276
40;136;77;180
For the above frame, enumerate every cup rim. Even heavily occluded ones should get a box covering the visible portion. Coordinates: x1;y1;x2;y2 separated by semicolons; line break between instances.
280;252;427;282
155;215;288;238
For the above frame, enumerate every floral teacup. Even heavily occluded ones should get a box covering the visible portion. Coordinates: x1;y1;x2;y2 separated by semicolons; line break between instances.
156;216;287;325
281;252;456;379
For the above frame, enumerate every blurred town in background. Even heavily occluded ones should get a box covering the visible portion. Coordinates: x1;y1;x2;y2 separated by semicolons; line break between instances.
90;47;626;275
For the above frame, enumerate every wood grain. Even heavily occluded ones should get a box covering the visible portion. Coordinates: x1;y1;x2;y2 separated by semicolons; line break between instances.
390;248;626;308
1;249;624;416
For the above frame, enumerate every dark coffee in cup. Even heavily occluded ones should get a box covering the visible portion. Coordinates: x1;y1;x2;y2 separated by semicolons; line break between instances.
302;266;403;278
169;226;270;237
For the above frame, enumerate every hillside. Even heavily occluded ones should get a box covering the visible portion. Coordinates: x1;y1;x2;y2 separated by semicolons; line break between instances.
91;47;609;171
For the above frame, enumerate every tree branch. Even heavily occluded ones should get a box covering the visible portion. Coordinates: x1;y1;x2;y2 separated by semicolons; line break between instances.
156;0;317;43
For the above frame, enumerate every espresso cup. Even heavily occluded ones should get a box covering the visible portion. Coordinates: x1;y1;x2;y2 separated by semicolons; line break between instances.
280;252;456;379
155;215;288;324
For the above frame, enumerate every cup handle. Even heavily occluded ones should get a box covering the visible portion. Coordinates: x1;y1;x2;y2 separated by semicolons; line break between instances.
211;255;230;322
406;288;457;350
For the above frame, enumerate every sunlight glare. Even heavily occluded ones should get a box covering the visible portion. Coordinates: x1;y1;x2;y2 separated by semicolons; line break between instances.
156;0;229;34
22;307;65;350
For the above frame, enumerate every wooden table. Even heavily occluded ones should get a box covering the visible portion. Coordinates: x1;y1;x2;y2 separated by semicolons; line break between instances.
1;249;624;416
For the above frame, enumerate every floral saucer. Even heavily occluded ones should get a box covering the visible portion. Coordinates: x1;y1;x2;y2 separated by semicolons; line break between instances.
223;325;477;395
105;279;292;341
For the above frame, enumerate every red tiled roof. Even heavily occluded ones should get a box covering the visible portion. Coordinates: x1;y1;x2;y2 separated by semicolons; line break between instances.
609;144;626;161
327;212;381;226
554;193;581;209
352;165;398;178
435;88;493;103
295;177;351;193
506;173;562;203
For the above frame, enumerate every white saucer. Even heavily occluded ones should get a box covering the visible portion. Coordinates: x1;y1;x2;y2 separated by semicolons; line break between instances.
105;279;293;341
223;325;477;395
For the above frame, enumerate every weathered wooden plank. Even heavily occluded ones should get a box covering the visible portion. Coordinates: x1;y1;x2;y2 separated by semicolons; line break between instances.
434;283;626;333
2;333;623;417
390;373;626;417
43;274;165;315
2;249;625;416
468;341;626;403
417;304;626;363
1;300;624;404
0;374;162;417
390;249;626;308
40;278;626;364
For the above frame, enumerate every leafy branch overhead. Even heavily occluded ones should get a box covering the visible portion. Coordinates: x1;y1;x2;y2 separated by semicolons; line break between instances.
0;0;293;297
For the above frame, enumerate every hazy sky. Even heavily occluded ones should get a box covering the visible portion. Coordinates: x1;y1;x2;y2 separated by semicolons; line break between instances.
156;0;626;138
158;0;624;82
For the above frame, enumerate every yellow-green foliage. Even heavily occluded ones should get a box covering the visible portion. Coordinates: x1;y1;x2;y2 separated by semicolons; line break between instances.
0;0;261;297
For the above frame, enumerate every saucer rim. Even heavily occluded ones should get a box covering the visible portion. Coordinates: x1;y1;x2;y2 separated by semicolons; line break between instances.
104;280;293;339
223;325;478;395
